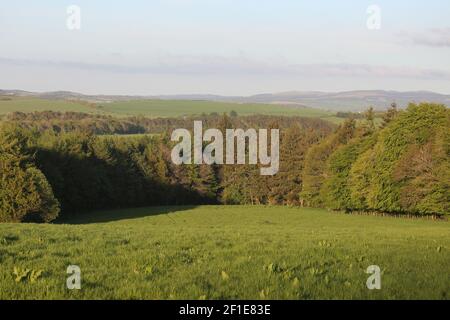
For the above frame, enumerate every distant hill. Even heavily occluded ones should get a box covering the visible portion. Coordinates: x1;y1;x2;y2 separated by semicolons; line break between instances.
1;89;449;112
238;90;450;111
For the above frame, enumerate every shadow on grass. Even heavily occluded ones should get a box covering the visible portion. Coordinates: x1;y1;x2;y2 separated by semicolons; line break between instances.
54;205;199;225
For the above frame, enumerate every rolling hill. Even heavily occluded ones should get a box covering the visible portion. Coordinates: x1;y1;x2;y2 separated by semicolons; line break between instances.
2;89;449;112
0;94;339;122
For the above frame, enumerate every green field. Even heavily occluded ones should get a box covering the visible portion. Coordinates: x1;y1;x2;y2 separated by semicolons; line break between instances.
0;97;341;123
0;206;448;299
100;99;336;119
0;97;104;115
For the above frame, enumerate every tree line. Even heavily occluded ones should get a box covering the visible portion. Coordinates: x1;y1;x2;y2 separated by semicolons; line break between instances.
2;111;332;135
0;113;333;222
0;103;448;223
301;103;449;216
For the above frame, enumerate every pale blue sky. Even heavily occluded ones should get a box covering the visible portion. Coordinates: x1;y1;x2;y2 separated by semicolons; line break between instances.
1;0;449;95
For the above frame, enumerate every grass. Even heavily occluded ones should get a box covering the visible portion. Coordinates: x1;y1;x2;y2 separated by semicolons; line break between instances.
99;99;336;119
0;206;448;300
0;97;104;115
0;96;341;123
98;133;160;139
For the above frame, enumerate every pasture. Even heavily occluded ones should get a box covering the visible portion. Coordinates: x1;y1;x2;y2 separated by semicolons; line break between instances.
0;96;341;123
99;99;337;119
0;206;448;299
0;97;103;115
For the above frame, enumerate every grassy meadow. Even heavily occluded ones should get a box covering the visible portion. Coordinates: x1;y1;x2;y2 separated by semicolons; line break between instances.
0;96;342;123
0;97;103;115
100;99;337;119
0;206;448;300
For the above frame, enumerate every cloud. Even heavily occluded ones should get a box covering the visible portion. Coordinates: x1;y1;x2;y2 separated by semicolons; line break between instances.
1;56;449;80
400;28;450;47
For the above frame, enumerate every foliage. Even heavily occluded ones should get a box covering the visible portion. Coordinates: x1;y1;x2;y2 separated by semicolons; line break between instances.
303;103;450;216
0;124;59;222
1;103;448;220
300;119;356;207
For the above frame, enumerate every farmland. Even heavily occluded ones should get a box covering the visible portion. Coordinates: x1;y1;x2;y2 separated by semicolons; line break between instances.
0;206;448;300
0;96;341;123
99;99;337;119
0;97;103;115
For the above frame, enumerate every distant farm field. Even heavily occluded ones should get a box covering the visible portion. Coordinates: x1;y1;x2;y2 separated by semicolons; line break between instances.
0;97;341;123
0;97;103;115
0;206;448;300
99;99;336;119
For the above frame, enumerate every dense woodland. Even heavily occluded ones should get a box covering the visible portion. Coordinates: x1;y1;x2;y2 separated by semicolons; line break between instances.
302;103;449;216
1;111;331;135
0;103;448;222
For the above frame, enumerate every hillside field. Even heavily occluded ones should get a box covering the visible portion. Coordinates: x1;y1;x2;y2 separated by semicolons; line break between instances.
0;97;102;115
100;99;337;119
0;97;341;123
0;206;448;300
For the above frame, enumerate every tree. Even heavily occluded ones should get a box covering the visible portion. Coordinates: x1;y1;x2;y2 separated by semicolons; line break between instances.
301;119;356;207
381;102;398;127
362;107;375;133
321;134;377;211
349;103;449;215
0;124;60;222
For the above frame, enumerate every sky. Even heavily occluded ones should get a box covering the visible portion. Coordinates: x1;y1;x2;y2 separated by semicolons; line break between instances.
1;0;450;95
